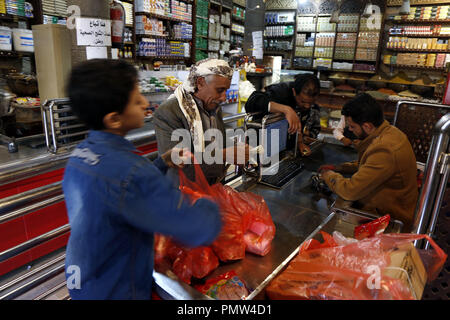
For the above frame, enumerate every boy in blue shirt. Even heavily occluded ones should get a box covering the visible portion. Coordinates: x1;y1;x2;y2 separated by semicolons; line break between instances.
63;59;222;300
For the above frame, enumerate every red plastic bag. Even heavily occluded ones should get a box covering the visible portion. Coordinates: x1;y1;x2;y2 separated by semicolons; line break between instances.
267;233;447;300
299;231;338;254
179;162;276;261
154;234;219;284
354;214;391;240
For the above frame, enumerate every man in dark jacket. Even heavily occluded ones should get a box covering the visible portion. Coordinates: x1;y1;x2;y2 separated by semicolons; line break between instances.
244;73;322;155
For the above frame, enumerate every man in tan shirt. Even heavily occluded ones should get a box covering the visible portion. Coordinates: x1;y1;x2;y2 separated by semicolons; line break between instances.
319;94;419;231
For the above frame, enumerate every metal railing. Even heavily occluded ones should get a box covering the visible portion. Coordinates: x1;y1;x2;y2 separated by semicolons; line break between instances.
392;101;450;248
412;113;450;249
41;98;89;154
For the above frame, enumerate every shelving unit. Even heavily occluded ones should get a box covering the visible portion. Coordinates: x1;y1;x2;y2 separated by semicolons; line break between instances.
282;11;383;74
134;0;194;66
230;0;245;49
202;0;232;61
264;9;296;69
383;1;450;72
0;0;41;75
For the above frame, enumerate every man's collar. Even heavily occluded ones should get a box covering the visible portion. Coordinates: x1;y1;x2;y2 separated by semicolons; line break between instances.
192;94;219;116
87;130;137;152
357;120;390;152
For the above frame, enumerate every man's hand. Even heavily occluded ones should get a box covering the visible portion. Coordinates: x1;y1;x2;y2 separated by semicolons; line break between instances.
284;107;301;135
318;164;336;174
303;136;317;145
298;140;311;157
268;102;301;135
320;170;335;181
223;143;251;165
340;137;352;147
162;148;193;169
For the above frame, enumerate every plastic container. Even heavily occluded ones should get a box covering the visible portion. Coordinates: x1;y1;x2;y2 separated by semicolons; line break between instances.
12;28;34;52
0;26;12;51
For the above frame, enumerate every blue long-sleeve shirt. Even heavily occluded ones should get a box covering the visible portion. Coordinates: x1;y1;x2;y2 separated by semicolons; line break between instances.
62;130;221;300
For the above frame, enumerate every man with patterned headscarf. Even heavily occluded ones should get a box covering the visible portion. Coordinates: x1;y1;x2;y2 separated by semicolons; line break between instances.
154;58;248;185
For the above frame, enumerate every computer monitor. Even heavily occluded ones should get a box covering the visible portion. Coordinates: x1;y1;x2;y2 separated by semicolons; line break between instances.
261;118;289;164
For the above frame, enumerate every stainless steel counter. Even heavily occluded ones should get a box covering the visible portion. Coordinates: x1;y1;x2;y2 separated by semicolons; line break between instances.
0;121;157;185
155;142;360;300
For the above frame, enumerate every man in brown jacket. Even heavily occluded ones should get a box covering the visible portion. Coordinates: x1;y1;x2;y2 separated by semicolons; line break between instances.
319;94;419;231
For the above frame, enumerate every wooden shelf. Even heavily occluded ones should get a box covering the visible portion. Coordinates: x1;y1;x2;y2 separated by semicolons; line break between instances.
351;70;377;74
264;35;294;38
0;13;30;21
137;56;190;60
384;63;446;71
333;58;355;61
387;48;450;53
232;1;246;8
389;34;450;38
0;51;33;58
265;22;295;26
388;19;450;24
388;0;450;5
136;34;191;41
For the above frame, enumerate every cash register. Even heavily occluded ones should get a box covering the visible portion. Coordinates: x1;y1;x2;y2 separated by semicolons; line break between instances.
244;113;304;189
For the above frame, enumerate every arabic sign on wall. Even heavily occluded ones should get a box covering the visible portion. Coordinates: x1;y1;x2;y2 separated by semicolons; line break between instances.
76;17;111;46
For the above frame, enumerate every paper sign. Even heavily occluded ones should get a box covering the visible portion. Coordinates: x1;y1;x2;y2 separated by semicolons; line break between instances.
254;48;263;60
86;46;108;60
76;17;112;46
252;31;263;59
252;31;263;48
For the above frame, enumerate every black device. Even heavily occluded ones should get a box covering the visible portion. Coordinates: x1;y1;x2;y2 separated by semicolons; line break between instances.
255;115;304;189
260;159;304;189
310;173;332;196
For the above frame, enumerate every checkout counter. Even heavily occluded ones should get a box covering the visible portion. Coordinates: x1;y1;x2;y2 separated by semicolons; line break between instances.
152;141;407;300
0;99;448;300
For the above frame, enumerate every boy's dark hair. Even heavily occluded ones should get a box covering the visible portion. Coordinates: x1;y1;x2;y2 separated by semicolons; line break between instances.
67;59;138;130
293;73;320;96
342;93;384;127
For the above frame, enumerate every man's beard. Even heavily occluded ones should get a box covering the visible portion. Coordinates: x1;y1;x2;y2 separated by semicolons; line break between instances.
357;130;369;140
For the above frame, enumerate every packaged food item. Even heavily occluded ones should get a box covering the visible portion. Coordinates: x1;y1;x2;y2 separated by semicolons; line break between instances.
354;214;391;240
196;271;249;300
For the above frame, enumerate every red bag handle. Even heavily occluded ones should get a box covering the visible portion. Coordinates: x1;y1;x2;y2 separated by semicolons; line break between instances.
381;233;447;281
178;154;212;195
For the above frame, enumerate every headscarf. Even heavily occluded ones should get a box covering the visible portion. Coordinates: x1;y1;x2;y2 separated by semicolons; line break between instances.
173;59;233;152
